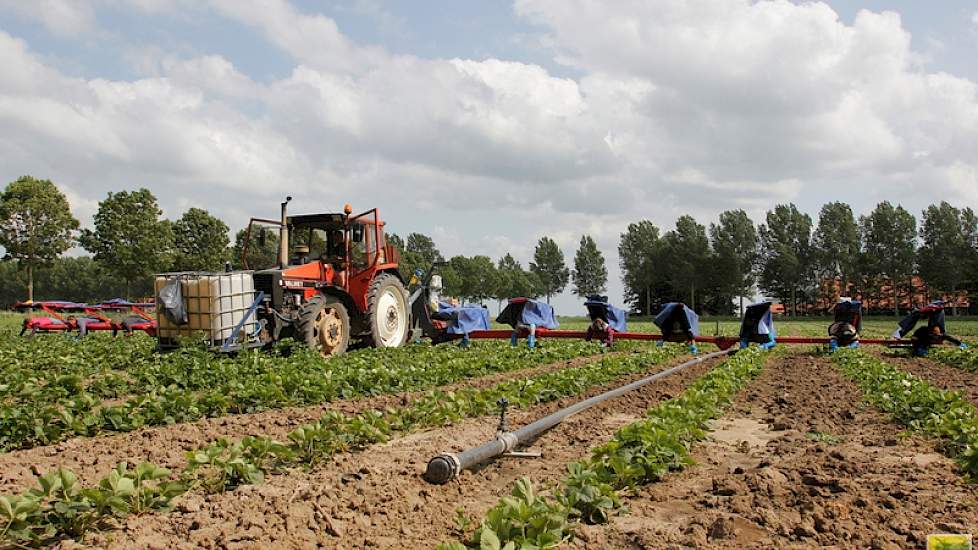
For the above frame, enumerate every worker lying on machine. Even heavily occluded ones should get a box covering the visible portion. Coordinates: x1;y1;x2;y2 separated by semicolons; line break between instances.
654;302;699;354
584;295;627;348
891;300;968;356
496;298;558;349
739;301;777;350
828;297;862;351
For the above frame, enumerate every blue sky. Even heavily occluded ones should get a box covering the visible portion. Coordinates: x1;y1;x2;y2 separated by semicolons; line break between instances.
1;0;976;312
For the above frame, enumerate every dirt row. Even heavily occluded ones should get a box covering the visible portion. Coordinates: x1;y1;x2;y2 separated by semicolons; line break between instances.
0;351;622;493
91;353;718;548
582;350;978;549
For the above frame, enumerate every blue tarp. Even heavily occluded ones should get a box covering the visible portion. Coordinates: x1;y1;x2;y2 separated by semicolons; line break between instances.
584;297;627;332
438;302;491;335
741;301;776;341
897;300;946;337
522;300;559;329
654;302;700;338
496;298;559;329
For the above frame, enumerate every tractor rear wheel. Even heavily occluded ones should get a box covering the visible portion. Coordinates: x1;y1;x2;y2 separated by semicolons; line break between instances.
296;295;350;357
365;274;409;348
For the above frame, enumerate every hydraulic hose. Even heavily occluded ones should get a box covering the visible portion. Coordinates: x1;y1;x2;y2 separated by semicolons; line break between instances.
424;348;736;484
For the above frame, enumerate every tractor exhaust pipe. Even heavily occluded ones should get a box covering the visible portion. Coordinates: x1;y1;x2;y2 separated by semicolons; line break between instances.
278;196;292;269
424;348;736;484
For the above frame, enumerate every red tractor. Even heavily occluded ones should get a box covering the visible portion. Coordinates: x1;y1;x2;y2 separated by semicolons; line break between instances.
242;198;410;356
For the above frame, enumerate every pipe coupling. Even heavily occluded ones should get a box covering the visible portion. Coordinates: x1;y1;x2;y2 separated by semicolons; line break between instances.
497;432;518;453
424;453;461;485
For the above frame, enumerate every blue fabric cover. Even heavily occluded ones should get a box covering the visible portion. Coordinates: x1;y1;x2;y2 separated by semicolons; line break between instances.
897;300;947;337
740;302;778;343
521;300;559;329
584;297;627;332
654;302;700;337
438;302;491;335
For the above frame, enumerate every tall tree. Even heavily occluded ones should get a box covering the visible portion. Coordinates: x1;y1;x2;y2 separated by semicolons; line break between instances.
860;201;916;316
572;235;608;297
813;202;861;298
406;233;443;266
758;204;813;316
445;255;497;305
530;237;569;303
917;202;978;315
618;220;660;315
80;189;173;297
172;207;230;271
495;253;539;306
660;215;711;310
0;176;79;301
709;210;758;315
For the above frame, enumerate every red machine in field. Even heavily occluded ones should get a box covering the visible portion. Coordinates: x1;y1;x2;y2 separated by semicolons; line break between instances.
15;300;157;337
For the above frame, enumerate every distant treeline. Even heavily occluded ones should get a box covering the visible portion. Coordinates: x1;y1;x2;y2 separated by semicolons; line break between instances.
1;176;976;315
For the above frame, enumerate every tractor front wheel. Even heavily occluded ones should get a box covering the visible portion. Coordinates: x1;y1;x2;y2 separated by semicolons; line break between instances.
296;295;350;357
365;274;409;349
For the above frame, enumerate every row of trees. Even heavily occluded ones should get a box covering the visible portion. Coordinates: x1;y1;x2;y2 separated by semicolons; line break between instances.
0;176;611;306
386;234;608;306
0;177;229;302
618;202;978;316
2;175;976;315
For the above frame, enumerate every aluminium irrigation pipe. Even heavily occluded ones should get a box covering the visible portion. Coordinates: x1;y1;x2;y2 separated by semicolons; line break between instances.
424;348;737;484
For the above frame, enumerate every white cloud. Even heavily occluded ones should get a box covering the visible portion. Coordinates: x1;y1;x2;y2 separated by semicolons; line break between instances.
1;0;977;311
0;0;96;36
972;11;978;26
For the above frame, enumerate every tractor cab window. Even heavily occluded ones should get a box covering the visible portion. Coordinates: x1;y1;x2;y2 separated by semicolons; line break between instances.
291;227;328;264
350;222;369;271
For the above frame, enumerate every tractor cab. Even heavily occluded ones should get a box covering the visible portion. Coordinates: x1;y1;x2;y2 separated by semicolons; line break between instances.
242;199;407;357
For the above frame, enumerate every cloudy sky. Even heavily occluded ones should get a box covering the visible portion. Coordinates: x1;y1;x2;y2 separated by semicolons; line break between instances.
1;0;976;313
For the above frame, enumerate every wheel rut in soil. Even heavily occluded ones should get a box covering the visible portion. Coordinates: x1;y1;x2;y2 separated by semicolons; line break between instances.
92;352;716;549
585;350;978;550
0;351;618;494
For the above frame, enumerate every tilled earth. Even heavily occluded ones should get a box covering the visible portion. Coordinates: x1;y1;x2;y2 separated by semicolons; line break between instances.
0;351;617;493
582;350;978;549
88;352;714;549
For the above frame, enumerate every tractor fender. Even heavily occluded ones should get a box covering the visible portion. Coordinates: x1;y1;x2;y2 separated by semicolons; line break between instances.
378;267;405;284
316;287;360;324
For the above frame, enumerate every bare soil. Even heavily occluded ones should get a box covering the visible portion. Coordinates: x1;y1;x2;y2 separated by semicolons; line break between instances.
0;352;617;494
580;350;978;549
90;353;714;549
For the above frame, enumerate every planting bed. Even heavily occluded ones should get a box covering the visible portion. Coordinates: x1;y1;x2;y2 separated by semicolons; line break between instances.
76;350;711;549
4;318;978;549
587;350;978;548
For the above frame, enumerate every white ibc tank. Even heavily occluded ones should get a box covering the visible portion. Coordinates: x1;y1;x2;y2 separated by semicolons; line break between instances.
155;271;259;347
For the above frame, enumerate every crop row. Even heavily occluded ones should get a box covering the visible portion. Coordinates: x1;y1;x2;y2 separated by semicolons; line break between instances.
0;334;622;405
439;346;768;550
0;345;684;547
832;349;978;478
0;339;612;452
929;345;978;373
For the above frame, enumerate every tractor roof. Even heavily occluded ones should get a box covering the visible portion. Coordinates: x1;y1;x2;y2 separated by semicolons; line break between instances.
287;213;346;228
